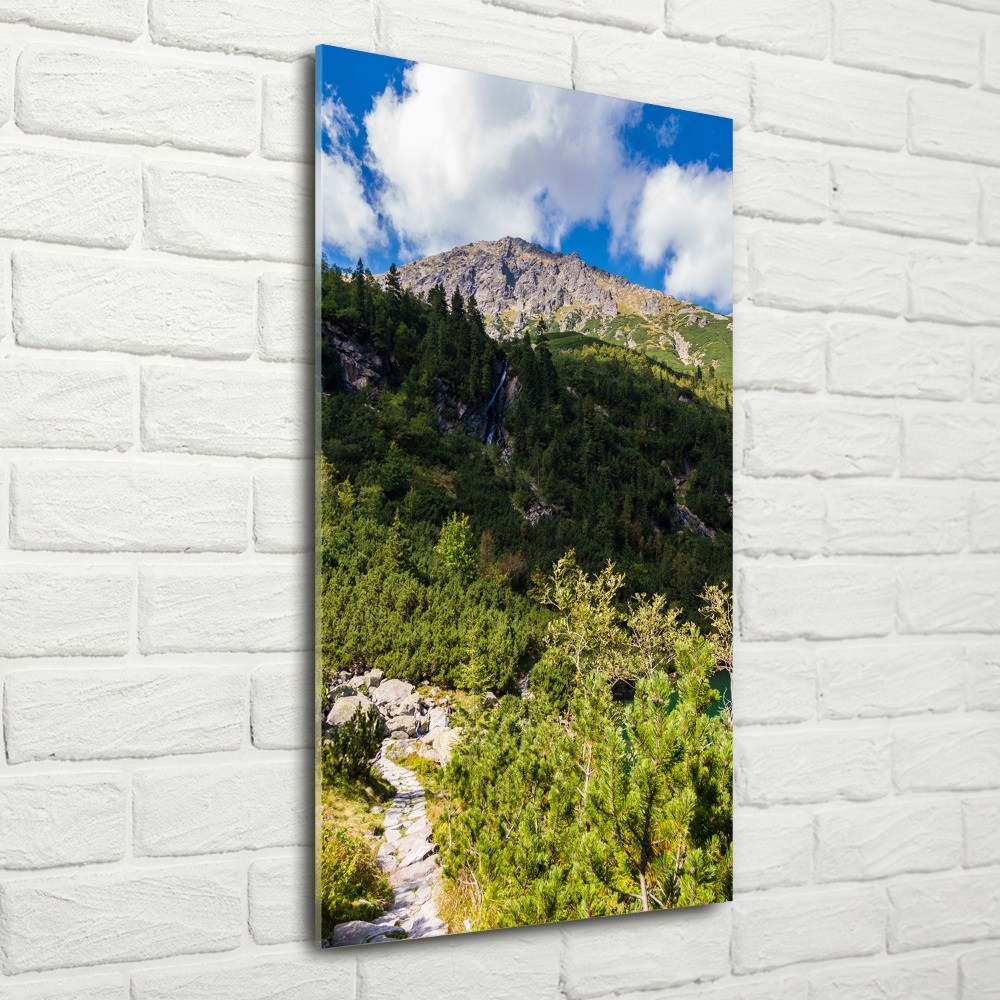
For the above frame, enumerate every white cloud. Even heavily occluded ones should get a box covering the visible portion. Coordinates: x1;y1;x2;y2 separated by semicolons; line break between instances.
318;96;383;259
319;67;733;310
363;63;639;256
634;161;732;312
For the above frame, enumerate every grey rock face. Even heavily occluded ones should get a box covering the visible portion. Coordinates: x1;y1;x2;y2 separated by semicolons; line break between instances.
380;236;682;337
371;679;415;707
325;694;372;728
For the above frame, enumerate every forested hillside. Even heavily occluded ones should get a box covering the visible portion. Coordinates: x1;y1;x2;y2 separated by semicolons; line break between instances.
319;251;733;938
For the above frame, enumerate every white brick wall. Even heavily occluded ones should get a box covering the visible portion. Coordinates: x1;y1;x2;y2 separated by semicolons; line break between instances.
0;0;997;996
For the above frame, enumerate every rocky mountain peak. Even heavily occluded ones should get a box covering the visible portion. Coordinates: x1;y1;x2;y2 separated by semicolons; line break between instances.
380;237;697;338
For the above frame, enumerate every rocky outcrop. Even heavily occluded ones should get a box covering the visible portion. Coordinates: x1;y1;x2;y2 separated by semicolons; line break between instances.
323;671;461;753
377;236;726;339
325;694;374;729
324;323;391;393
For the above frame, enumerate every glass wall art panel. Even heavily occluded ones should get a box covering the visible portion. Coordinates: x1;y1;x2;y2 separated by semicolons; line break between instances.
315;42;733;948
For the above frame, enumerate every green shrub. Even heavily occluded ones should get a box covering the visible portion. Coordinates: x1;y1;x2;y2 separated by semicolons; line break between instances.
319;826;393;935
322;705;384;786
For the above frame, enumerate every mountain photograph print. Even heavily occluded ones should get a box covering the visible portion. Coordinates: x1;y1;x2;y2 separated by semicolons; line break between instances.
315;43;733;948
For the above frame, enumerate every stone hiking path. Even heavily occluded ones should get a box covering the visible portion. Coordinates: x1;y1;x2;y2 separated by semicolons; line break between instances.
329;743;448;947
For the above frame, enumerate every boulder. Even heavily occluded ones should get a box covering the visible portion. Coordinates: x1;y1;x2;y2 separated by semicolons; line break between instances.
325;693;372;728
483;691;500;708
427;707;449;732
371;679;415;707
418;745;441;764
368;668;385;686
385;714;417;738
328;684;356;700
333;920;378;947
433;726;464;765
400;693;423;713
347;674;367;689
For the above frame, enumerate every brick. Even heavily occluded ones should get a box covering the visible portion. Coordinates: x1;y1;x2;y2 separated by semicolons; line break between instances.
13;251;254;359
832;155;979;242
3;668;245;763
752;564;894;645
262;71;310;162
825;483;967;554
11;461;246;553
737;728;890;805
0;360;132;450
0;566;131;657
141;364;310;458
139;564;309;653
811;956;957;1000
910;85;1000;166
818;645;965;718
834;0;980;84
2;975;127;1000
893;719;1000;791
741;563;896;641
0;44;9;126
732;304;825;393
251;662;311;749
734;477;822;558
816;799;961;881
733;134;828;223
150;0;371;61
889;871;1000;951
736;646;816;724
668;0;827;57
750;225;906;315
909;248;1000;326
0;774;126;869
743;397;898;478
734;886;887;972
144;162;310;264
733;224;749;306
16;46;256;154
988;25;1000;92
964;797;1000;866
754;60;906;150
733;809;813;891
902;410;1000;479
0;864;243;973
642;980;809;1000
258;272;312;363
983;173;1000;245
960;948;1000;999
935;0;1000;11
0;0;143;39
974;333;1000;402
254;464;309;552
560;906;730;998
134;761;306;856
377;0;574;91
972;490;1000;551
248;858;311;944
132;962;355;1000
618;981;808;1000
828;318;970;401
965;645;1000;711
573;26;751;126
900;563;1000;633
490;0;662;30
0;147;137;249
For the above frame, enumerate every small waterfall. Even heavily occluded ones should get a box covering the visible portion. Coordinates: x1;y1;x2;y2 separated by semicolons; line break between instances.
483;362;509;445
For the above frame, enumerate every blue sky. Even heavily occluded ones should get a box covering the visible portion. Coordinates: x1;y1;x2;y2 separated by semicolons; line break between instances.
316;45;733;313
